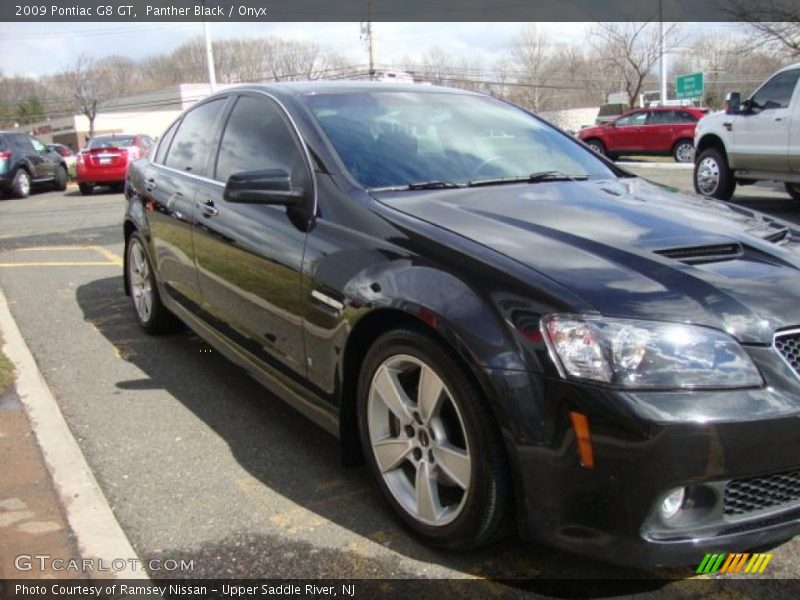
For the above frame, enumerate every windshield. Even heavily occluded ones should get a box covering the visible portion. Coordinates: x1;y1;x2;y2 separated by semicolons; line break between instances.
88;136;136;149
303;91;617;189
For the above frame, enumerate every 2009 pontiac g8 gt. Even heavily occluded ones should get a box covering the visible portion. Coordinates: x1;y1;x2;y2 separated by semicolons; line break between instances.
123;83;800;566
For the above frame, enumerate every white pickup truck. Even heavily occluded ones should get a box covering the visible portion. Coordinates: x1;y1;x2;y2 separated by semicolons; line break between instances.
693;62;800;201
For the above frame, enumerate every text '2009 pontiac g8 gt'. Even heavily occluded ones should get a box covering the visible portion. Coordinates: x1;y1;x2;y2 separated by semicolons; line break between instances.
123;83;800;567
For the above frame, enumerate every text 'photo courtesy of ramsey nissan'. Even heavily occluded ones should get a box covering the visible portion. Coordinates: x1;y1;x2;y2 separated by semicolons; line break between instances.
2;1;800;599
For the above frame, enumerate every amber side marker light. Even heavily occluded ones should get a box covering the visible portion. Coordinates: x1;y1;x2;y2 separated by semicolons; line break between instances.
569;411;594;468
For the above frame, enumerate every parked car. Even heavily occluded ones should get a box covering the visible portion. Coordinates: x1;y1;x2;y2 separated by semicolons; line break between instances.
124;83;800;567
694;62;800;201
46;143;77;178
77;133;154;195
579;106;707;162
0;131;68;198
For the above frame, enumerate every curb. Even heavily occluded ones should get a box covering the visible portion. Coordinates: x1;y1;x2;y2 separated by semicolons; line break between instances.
0;286;147;580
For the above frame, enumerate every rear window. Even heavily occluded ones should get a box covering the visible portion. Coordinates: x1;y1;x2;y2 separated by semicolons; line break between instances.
0;137;6;151
87;136;136;149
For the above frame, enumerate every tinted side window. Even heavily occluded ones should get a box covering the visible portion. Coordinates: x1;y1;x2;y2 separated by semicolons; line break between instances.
648;111;675;125
13;135;34;152
616;112;647;127
215;95;310;191
751;69;800;111
165;99;225;176
676;111;698;123
154;121;180;165
30;138;47;152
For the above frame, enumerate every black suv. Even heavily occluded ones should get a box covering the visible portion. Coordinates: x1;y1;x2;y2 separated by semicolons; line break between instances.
0;131;69;198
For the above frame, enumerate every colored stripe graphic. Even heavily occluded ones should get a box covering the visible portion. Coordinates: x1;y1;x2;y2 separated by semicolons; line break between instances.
698;552;772;574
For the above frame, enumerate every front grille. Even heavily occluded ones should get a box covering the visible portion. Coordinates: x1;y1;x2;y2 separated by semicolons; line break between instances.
725;469;800;516
774;329;800;379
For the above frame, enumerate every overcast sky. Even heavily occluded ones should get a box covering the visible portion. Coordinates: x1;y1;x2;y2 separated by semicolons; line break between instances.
0;21;746;79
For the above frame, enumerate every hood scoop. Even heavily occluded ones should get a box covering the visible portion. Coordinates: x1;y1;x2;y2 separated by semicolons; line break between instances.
763;227;791;245
655;243;744;265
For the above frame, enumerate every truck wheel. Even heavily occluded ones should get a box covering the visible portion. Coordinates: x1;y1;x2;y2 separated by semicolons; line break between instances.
672;139;695;163
694;148;736;200
11;169;31;198
786;183;800;201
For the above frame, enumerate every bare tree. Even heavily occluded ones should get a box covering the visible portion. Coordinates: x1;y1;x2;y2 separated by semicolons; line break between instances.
66;55;103;137
510;25;555;111
590;21;683;107
726;0;800;56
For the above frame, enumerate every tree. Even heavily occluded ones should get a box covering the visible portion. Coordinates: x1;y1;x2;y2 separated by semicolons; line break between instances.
590;21;683;107
509;24;555;111
67;55;102;137
727;0;800;56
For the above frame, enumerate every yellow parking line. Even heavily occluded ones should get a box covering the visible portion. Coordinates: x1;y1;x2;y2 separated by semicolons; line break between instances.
0;262;117;268
0;245;123;268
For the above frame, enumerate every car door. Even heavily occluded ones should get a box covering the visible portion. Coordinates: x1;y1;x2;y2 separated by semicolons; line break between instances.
731;68;800;173
640;110;674;153
29;137;57;179
606;111;648;152
192;92;313;377
13;135;48;180
145;97;229;310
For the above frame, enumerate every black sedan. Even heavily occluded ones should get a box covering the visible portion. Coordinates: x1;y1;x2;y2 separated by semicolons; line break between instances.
123;82;800;567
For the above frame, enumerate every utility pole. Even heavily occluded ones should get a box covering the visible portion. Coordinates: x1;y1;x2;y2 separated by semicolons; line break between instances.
659;0;667;105
203;14;217;92
366;0;375;79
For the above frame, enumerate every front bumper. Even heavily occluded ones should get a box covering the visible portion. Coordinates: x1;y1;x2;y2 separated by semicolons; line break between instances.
493;347;800;567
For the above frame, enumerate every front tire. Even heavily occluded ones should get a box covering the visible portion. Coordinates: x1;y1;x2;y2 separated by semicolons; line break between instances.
11;169;31;198
357;327;511;550
694;148;736;200
126;233;179;334
672;139;695;163
786;183;800;201
585;138;606;156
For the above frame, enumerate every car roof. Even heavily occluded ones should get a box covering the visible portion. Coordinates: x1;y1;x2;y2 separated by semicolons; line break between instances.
208;81;479;100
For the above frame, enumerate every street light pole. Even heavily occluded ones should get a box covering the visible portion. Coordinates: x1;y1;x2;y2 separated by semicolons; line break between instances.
203;10;217;92
659;0;667;105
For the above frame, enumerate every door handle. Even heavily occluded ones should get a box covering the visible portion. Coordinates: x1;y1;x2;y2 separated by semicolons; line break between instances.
723;122;733;131
145;177;157;191
197;200;219;218
775;116;784;122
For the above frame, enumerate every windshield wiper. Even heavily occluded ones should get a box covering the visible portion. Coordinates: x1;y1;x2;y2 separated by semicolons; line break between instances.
468;171;588;187
370;181;463;192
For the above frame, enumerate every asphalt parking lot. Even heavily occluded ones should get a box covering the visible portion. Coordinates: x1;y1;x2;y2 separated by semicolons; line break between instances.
1;171;799;596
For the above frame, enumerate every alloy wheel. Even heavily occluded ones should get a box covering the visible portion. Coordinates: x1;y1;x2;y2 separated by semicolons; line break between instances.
367;354;471;527
19;172;30;196
675;142;695;163
128;239;153;323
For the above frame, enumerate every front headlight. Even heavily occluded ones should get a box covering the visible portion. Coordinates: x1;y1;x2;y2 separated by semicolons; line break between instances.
540;315;762;389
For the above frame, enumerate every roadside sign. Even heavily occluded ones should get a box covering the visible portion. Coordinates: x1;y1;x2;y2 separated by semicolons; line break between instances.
676;72;704;100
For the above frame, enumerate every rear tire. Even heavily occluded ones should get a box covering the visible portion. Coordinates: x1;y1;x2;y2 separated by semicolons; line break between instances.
11;169;31;198
672;139;695;163
786;183;800;201
79;183;94;196
54;166;68;191
357;327;511;551
694;148;736;200
126;232;180;334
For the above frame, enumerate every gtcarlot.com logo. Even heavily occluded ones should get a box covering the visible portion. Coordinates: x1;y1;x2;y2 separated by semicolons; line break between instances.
696;552;772;575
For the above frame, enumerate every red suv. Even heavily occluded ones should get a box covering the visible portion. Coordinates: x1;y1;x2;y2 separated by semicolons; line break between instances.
578;107;707;163
76;134;154;195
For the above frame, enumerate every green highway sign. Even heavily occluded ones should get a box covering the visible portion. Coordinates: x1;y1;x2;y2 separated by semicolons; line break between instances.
676;72;704;99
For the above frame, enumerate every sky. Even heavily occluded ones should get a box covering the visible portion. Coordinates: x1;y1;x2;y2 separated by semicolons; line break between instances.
0;21;747;79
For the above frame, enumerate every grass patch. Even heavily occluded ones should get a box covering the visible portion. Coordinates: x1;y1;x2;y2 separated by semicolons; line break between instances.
0;341;13;396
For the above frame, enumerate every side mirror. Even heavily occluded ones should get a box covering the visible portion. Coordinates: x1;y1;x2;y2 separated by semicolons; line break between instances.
223;169;305;205
724;92;741;115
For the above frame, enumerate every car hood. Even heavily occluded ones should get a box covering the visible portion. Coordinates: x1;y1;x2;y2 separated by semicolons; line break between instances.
374;178;800;344
578;125;605;138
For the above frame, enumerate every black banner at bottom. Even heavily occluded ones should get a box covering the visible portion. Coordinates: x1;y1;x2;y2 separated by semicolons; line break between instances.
3;578;800;600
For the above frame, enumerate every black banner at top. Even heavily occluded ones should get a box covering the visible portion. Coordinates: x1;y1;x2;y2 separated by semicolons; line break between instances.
2;0;798;22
